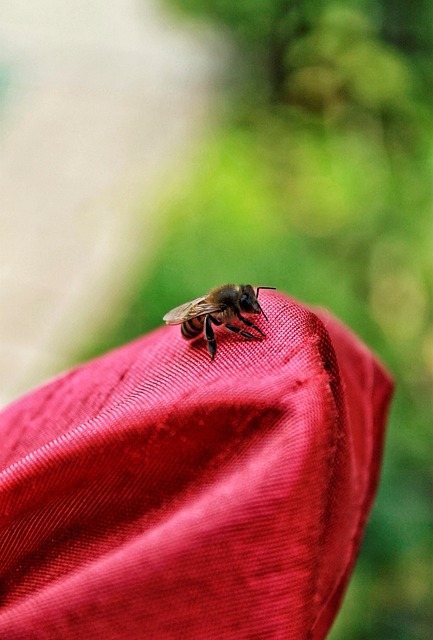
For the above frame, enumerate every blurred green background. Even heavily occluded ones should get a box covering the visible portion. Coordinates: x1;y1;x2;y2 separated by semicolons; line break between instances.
81;1;432;638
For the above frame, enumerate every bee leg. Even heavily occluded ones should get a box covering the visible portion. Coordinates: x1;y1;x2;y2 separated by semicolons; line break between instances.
235;312;265;336
225;324;262;341
204;315;219;360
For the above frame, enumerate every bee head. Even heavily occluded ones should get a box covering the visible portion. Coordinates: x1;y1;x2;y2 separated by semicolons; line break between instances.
239;285;261;315
240;284;276;319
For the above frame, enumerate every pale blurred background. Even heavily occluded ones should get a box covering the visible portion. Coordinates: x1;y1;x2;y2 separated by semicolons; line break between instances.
0;1;432;638
0;0;222;406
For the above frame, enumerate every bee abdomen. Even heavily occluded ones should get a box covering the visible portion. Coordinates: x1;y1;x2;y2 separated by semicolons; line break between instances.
181;316;205;339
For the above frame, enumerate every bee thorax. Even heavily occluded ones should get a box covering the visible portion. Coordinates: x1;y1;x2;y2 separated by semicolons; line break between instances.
213;308;236;323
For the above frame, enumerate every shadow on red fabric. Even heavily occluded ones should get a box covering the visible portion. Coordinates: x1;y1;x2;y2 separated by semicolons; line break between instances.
0;291;393;639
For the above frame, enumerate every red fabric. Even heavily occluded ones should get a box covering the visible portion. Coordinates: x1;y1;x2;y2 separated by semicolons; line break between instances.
0;291;393;639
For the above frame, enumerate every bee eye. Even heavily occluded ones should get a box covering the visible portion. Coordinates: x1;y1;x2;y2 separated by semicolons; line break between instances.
240;294;252;311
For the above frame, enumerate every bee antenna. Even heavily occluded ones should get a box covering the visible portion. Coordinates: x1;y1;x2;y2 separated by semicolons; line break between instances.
255;286;276;298
255;287;276;321
257;301;268;321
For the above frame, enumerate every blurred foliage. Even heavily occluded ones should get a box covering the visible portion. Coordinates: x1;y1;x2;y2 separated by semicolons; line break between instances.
163;0;432;102
81;1;432;638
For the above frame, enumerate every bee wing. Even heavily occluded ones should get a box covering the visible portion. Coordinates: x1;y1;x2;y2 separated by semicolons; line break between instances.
163;296;222;325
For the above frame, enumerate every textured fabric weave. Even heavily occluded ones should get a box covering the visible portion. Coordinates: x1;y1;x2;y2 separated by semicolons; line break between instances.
0;291;393;639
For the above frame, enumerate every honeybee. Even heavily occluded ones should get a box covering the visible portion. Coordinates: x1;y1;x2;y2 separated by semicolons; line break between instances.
163;284;275;360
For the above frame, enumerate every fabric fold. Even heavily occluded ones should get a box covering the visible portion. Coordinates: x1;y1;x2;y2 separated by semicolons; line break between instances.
0;291;393;639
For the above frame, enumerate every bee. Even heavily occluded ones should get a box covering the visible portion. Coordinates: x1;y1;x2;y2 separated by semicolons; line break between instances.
163;284;275;360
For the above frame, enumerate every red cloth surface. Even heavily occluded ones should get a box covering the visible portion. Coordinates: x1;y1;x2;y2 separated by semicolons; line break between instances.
0;291;393;639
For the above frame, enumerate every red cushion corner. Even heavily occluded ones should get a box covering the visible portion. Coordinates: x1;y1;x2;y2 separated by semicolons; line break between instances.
0;291;394;639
